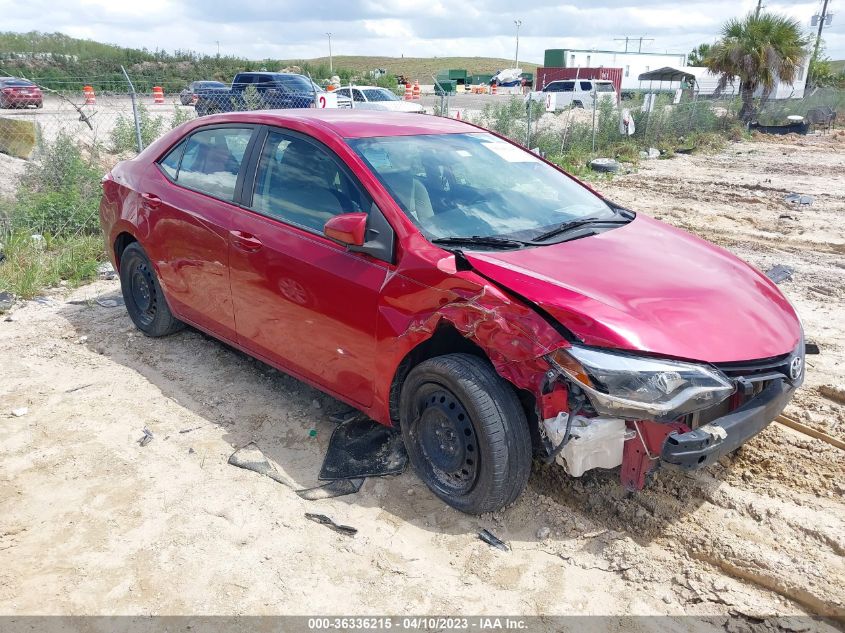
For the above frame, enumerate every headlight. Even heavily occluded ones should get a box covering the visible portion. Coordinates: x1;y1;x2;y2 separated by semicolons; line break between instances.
547;345;735;421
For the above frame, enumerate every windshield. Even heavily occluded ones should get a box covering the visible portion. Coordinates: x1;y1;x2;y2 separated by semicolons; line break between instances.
363;88;399;102
350;133;614;242
277;75;316;92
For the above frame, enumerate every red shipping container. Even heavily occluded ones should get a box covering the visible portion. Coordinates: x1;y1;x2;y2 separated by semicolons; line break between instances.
536;67;623;102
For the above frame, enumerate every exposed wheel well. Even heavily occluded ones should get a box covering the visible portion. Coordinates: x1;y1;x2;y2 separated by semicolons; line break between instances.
113;232;138;270
388;322;539;440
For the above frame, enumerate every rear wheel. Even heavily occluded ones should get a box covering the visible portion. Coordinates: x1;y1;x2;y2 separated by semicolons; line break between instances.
119;243;184;337
399;354;532;514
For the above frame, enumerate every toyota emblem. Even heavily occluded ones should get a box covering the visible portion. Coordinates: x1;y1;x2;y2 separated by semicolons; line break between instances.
789;356;804;381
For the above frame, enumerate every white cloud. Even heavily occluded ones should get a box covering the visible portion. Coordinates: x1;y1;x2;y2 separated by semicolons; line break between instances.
1;0;841;60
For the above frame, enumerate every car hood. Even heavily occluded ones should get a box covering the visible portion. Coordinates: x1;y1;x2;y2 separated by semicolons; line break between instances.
464;215;801;364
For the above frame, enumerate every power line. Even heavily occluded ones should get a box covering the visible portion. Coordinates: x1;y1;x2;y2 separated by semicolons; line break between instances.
613;36;655;53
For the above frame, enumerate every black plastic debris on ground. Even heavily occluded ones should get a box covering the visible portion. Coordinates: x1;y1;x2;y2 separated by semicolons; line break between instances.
319;417;407;481
805;342;821;355
479;529;510;551
305;512;357;537
297;478;364;501
784;193;814;206
295;416;408;501
227;442;296;488
765;264;794;284
138;428;154;447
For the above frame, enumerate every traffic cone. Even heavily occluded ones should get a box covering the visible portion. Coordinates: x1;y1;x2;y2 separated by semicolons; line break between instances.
491;82;497;95
83;85;96;105
412;80;420;100
152;86;165;105
404;82;412;101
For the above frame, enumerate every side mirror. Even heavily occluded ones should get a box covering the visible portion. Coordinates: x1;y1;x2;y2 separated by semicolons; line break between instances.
324;212;368;247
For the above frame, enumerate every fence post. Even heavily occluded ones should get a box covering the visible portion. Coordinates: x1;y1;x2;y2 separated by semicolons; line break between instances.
591;87;598;153
526;99;532;148
121;65;143;153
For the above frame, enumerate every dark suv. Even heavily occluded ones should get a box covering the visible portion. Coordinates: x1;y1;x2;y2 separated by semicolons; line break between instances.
194;72;352;115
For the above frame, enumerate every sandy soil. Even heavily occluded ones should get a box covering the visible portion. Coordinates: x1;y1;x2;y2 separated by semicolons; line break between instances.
1;134;843;628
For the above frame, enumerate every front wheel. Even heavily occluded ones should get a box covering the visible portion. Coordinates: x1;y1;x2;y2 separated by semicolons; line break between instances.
399;354;532;514
119;243;184;337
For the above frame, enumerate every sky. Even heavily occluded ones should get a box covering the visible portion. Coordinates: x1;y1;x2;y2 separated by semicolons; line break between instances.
1;0;842;62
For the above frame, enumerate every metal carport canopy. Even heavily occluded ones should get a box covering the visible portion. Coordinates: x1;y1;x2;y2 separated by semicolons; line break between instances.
637;67;696;82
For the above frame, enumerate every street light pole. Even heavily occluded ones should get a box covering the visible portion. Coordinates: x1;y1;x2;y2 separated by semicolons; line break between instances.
514;19;522;69
326;32;333;75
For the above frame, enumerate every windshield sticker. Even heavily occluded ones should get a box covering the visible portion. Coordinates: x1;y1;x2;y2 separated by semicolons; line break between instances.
481;142;534;162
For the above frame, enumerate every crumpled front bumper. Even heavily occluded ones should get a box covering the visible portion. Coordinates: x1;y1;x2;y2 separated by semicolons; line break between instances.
661;379;795;470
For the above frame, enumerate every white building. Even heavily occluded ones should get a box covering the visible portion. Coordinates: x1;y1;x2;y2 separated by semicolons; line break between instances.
639;60;811;99
556;49;688;90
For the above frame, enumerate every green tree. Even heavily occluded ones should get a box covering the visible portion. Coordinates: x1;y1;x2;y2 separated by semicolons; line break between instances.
706;12;809;121
687;43;712;66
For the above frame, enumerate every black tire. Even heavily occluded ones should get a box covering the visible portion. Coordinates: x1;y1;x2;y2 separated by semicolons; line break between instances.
399;354;532;514
573;100;584;109
589;158;621;173
119;243;184;337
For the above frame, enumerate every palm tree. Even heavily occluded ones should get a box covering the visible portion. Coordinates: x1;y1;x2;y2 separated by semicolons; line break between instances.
687;43;712;67
706;12;809;121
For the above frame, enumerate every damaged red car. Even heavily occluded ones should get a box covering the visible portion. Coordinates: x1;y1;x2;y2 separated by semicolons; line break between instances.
100;111;805;514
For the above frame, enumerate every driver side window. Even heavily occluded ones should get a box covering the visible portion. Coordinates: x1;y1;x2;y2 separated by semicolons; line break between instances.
251;130;370;234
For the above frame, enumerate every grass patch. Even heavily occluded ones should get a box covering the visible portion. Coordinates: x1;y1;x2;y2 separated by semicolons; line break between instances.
0;232;105;299
0;131;107;298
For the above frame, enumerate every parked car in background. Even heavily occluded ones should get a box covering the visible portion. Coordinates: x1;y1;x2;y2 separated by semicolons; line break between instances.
526;79;617;110
0;78;43;109
179;80;227;105
194;72;352;115
334;86;425;114
100;110;804;515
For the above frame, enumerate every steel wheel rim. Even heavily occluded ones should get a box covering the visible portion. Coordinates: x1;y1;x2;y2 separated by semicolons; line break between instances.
129;261;157;326
411;385;479;495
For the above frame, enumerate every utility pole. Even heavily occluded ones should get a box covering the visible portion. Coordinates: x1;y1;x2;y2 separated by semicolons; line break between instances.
326;32;333;74
514;20;522;69
215;40;220;56
813;0;831;61
755;0;764;17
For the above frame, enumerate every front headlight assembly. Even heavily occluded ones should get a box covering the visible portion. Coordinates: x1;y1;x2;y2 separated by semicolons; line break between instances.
547;345;735;421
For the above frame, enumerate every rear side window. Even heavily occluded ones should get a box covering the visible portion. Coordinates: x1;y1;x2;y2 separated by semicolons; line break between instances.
580;81;593;91
161;127;253;201
251;130;369;234
159;140;186;179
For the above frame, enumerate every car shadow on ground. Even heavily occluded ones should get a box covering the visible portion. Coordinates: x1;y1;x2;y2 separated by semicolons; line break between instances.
59;288;722;546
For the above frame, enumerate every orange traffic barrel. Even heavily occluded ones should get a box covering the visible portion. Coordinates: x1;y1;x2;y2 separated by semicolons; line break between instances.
83;85;96;105
491;82;497;95
412;80;421;100
152;86;165;104
404;82;412;101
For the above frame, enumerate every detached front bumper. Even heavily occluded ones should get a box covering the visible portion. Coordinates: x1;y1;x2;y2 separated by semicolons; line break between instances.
661;379;795;470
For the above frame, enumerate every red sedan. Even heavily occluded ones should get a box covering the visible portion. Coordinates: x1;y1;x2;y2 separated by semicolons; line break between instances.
100;110;804;513
0;79;43;108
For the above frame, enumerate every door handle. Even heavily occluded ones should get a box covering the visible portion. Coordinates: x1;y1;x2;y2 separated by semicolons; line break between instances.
141;193;161;209
229;230;263;253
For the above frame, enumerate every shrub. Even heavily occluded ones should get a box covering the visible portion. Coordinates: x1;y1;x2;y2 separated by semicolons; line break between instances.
10;132;103;237
110;102;166;152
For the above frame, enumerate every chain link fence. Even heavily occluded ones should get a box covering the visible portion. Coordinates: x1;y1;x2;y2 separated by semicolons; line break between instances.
0;65;842;297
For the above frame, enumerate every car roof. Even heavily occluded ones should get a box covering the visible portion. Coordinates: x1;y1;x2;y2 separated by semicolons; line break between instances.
209;109;476;139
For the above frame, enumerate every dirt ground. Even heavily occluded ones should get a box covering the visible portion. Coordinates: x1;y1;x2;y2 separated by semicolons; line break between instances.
1;133;843;629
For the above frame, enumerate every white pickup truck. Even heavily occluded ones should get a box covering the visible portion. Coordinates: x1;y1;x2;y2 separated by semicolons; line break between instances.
526;79;618;110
